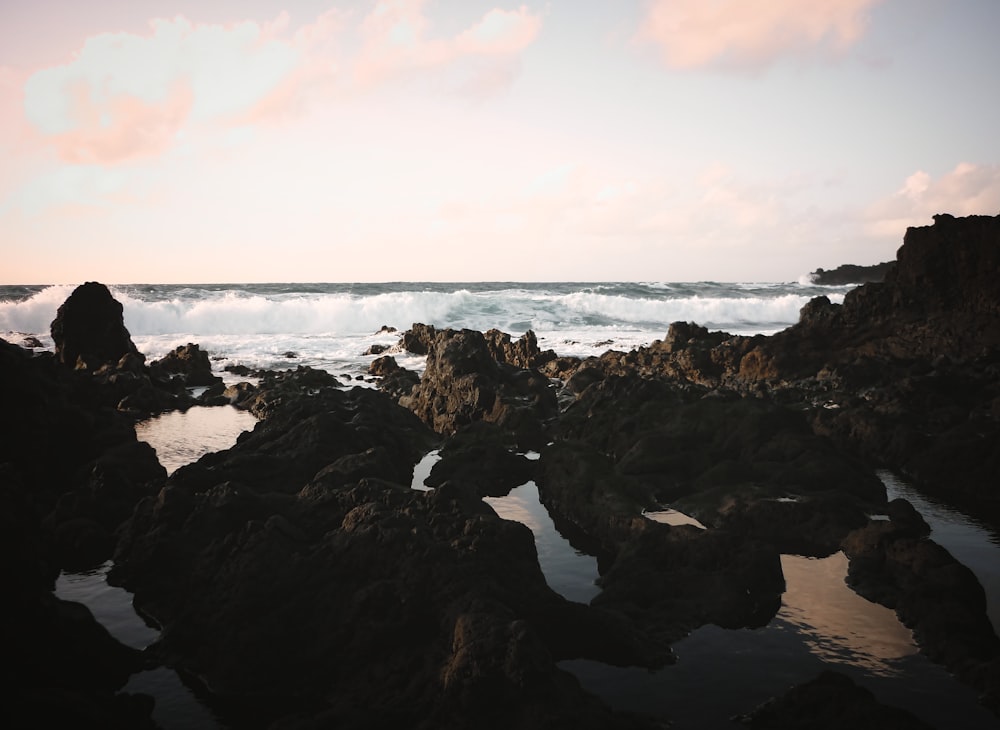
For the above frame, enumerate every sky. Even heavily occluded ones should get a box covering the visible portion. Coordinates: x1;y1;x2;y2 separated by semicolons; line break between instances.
1;0;999;284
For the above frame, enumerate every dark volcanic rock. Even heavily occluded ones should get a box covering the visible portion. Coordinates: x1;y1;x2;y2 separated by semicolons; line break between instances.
400;328;558;449
109;374;665;728
737;669;934;729
0;339;163;726
553;215;1000;523
400;322;439;355
842;513;1000;706
550;376;884;556
369;354;420;399
810;261;894;285
165;376;435;496
593;521;784;644
150;342;223;387
484;328;556;369
50;281;143;372
0;338;166;570
424;422;537;497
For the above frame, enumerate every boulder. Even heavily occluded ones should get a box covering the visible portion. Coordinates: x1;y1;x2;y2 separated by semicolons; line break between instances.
400;322;439;355
484;328;556;369
736;669;934;729
150;343;223;387
165;376;435;496
399;328;558;449
369;354;420;399
424;422;537;497
842;512;1000;705
50;282;143;372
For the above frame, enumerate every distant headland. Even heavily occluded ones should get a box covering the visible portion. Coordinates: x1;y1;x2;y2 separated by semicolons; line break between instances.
809;260;894;285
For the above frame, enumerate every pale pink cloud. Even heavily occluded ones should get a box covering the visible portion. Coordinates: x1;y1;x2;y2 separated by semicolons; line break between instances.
0;66;57;203
353;1;541;85
638;0;882;69
866;162;1000;237
19;3;542;164
50;79;195;164
455;7;544;55
22;15;300;163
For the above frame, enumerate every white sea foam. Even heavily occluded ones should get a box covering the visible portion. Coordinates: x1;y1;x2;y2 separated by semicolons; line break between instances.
556;291;839;330
1;281;842;377
112;288;473;337
0;284;77;333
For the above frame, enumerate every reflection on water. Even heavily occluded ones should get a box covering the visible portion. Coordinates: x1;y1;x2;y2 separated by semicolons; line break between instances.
562;550;996;729
55;563;225;730
410;449;440;491
880;470;1000;631
135;406;257;475
55;561;158;650
644;508;706;529
485;481;601;604
779;553;916;675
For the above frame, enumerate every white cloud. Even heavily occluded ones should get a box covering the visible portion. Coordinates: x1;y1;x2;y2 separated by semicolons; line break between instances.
637;0;882;70
20;3;543;164
866;162;1000;237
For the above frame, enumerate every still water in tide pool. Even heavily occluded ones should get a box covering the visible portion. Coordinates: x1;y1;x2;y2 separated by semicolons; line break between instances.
59;406;1000;729
134;405;258;475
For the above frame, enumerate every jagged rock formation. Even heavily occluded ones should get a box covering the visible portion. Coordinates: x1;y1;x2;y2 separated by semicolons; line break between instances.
50;281;143;372
810;261;894;285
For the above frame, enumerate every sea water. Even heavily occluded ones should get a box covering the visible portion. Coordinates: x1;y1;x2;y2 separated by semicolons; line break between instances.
1;281;848;379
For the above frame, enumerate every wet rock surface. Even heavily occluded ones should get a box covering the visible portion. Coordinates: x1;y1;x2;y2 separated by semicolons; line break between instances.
398;327;558;450
0;338;164;727
737;669;935;729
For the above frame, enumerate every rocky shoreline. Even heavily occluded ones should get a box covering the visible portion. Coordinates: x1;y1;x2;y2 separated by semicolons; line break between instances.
3;213;998;728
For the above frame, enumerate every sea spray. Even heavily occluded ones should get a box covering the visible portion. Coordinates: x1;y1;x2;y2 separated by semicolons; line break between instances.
2;281;849;375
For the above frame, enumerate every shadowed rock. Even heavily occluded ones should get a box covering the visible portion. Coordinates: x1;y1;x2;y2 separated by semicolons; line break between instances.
736;669;934;729
399;328;558;449
50;281;143;372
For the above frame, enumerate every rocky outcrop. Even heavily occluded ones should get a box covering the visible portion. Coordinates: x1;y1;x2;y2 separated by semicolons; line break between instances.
108;369;666;729
50;281;143;372
0;338;164;727
399;328;558;449
809;261;894;285
737;669;934;729
484;328;556;370
149;342;223;388
45;282;237;418
424;422;537;497
399;322;439;355
549;215;1000;519
531;373;884;647
0;338;166;570
842;510;1000;710
548;376;884;556
158;370;433;496
368;354;420;399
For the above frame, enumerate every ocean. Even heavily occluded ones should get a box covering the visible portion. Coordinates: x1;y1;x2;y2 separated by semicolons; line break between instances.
0;280;848;378
9;280;1000;728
